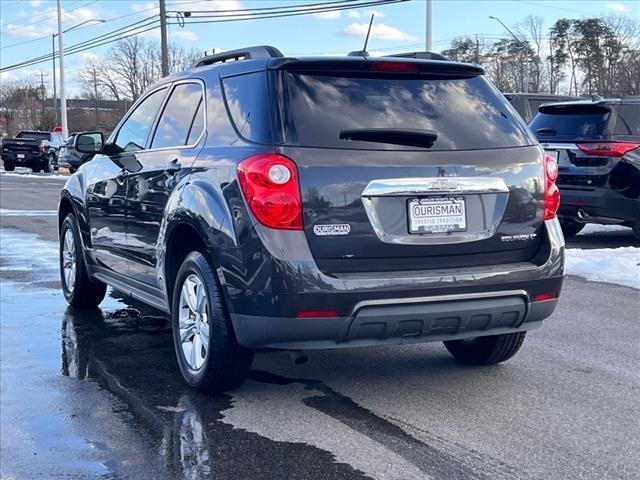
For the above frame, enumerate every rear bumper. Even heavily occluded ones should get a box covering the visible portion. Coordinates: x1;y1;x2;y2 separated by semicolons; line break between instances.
559;186;639;224
232;295;558;349
1;153;47;166
222;219;565;349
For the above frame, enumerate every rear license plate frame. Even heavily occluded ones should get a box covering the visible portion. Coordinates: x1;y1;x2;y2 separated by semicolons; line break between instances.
408;196;467;234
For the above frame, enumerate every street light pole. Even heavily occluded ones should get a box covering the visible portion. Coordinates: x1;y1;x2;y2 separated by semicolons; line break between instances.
56;0;67;138
53;15;105;137
489;15;530;93
426;0;432;52
52;34;57;126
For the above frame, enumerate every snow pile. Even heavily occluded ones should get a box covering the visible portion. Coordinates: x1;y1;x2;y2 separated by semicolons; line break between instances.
565;247;640;289
0;171;68;180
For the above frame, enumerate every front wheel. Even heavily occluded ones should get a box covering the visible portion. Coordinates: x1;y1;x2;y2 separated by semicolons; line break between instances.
444;332;526;365
171;251;253;393
46;154;56;173
60;214;107;308
3;162;15;171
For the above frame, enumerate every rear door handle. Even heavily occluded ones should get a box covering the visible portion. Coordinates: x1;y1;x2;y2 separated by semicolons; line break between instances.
165;159;182;175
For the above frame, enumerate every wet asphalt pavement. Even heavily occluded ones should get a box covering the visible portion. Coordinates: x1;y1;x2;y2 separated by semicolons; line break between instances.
1;172;639;480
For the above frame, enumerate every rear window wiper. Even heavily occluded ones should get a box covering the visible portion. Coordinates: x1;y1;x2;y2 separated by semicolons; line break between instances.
339;128;438;148
535;127;557;135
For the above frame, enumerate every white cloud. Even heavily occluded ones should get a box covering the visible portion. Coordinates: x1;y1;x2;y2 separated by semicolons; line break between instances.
605;2;628;12
172;30;198;41
342;22;416;41
348;10;361;18
5;6;102;38
347;8;385;19
314;10;341;19
79;52;99;63
30;0;43;6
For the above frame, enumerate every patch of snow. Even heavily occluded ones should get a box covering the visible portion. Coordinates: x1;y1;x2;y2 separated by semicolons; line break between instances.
0;209;57;216
565;247;640;290
0;228;59;280
1;167;68;180
580;224;631;235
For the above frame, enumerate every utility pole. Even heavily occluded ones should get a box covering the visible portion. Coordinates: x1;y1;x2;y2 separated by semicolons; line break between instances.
425;0;432;52
57;0;68;138
159;0;169;77
51;34;57;125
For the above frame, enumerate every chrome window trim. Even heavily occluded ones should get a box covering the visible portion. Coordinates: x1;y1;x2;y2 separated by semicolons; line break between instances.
351;289;530;316
361;177;509;197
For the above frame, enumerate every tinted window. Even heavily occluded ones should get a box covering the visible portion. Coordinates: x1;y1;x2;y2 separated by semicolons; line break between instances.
186;100;204;145
206;82;237;146
114;88;167;152
278;72;532;150
530;104;612;139
614;104;640;137
222;72;272;143
151;83;203;149
16;132;49;141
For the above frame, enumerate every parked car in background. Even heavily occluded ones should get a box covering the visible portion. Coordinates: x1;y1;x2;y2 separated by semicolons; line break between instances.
58;132;102;173
1;130;65;172
59;46;564;392
505;93;578;123
530;97;640;239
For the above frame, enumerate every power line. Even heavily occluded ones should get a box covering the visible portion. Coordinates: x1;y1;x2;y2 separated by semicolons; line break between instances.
0;1;99;35
1;0;408;73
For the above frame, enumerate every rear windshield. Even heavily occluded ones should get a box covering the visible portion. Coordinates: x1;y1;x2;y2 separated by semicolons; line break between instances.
16;132;49;141
530;104;612;139
613;103;640;138
278;72;533;150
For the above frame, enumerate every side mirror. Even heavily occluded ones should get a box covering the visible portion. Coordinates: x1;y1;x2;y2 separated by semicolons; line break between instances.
75;132;104;154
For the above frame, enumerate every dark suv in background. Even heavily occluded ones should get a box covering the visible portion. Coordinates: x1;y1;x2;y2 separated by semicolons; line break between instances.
59;46;564;392
1;130;65;172
505;93;577;123
530;97;640;238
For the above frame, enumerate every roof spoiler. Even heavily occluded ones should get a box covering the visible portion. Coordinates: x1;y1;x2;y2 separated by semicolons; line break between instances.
192;46;283;68
386;51;450;61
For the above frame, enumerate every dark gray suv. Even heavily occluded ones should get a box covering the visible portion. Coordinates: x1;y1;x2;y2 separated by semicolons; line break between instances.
58;46;565;392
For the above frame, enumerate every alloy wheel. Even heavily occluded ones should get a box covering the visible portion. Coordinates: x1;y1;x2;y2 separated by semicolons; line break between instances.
62;228;76;292
178;274;210;371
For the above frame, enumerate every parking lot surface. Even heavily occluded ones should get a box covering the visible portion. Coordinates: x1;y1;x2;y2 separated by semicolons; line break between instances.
1;172;639;479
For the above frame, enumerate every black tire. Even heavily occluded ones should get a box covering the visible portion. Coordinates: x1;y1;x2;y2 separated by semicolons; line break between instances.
171;251;253;393
444;332;526;365
3;163;15;171
60;214;107;308
46;154;55;173
560;220;585;238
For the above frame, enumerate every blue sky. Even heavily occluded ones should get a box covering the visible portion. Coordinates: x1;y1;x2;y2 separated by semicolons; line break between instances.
1;0;638;94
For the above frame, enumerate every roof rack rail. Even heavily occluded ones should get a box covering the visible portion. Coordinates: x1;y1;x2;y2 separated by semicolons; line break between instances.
385;51;449;61
193;46;283;68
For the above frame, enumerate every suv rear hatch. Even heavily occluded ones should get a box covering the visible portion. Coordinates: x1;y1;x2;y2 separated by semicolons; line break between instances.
242;59;544;274
2;132;47;158
531;102;640;200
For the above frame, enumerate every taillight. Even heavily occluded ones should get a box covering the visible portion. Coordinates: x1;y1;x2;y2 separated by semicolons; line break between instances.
370;61;420;73
543;153;560;220
576;142;640;157
39;143;45;153
237;153;303;230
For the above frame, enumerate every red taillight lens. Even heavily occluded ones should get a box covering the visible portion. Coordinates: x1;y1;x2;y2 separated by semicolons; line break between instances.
576;142;640;157
237;154;303;230
370;61;420;73
39;143;45;153
543;153;560;220
534;293;557;302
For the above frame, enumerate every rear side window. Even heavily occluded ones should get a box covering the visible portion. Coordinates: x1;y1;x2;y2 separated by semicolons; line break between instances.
222;72;272;144
278;72;533;150
152;82;204;149
614;104;640;137
530;104;613;139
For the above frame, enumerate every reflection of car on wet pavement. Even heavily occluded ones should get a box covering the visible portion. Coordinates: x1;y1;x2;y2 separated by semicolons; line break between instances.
530;97;640;239
58;45;565;393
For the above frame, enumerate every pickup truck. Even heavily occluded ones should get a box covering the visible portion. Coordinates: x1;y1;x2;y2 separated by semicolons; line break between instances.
1;130;65;172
